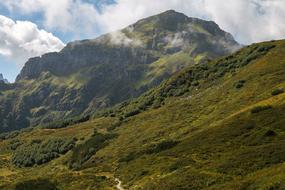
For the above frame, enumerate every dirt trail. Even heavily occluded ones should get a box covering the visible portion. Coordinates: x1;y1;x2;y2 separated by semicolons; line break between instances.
115;178;124;190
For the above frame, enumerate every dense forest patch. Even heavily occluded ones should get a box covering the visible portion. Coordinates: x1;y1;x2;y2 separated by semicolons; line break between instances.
12;137;76;167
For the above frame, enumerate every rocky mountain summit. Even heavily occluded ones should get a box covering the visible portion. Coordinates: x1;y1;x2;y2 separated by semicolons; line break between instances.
18;10;240;81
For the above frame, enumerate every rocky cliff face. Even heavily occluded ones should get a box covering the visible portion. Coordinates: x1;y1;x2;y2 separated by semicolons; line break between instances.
0;10;240;132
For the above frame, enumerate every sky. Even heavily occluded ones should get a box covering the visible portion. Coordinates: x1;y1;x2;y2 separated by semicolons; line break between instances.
0;0;285;82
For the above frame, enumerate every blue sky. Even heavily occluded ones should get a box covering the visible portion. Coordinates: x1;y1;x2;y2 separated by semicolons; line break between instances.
0;3;45;81
0;0;116;82
0;0;285;82
0;56;19;81
0;0;116;43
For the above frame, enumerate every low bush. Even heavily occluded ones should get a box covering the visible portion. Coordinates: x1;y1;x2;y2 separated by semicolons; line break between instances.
235;80;246;89
0;131;19;140
42;115;90;129
264;130;277;137
119;152;141;163
145;140;180;154
14;179;58;190
9;139;23;150
251;105;273;114
168;160;187;172
69;131;116;170
119;140;180;163
244;123;255;130
124;109;141;118
271;89;284;96
107;121;122;131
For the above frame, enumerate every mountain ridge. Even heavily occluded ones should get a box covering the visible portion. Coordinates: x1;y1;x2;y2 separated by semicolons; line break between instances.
17;10;240;81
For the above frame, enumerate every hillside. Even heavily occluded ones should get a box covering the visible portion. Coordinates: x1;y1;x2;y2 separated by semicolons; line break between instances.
0;10;240;132
0;39;284;189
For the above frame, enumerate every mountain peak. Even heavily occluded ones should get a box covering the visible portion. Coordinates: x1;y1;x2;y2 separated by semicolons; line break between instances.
158;9;185;16
0;73;8;83
156;9;188;17
131;9;189;31
10;10;240;131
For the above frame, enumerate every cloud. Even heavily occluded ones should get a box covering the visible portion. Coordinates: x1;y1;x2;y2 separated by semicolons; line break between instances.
164;32;187;48
202;0;285;44
0;0;101;38
0;15;65;66
1;0;285;45
107;28;144;47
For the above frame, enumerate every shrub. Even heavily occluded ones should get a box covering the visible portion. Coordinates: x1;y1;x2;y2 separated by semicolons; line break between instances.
42;115;90;129
139;170;149;177
12;137;75;167
169;160;186;172
9;139;23;150
192;81;200;87
251;105;273;114
69;131;116;169
0;131;20;140
152;98;163;109
264;130;277;137
244;123;255;130
119;152;140;163
145;140;180;154
14;179;58;190
256;45;275;52
271;89;284;96
42;120;70;129
107;121;122;131
124;109;141;118
235;80;246;89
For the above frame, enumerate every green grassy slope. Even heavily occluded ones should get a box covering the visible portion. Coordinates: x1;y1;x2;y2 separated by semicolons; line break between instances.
0;40;285;189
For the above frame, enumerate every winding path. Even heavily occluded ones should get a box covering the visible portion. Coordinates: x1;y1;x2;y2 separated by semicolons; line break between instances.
115;178;124;190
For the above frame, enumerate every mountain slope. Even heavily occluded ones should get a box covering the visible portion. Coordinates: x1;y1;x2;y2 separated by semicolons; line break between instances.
0;10;240;132
0;40;284;189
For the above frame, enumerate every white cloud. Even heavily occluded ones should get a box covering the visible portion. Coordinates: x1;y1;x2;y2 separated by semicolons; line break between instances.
107;28;144;47
164;32;186;48
0;15;65;66
202;0;285;44
1;0;285;44
1;0;101;38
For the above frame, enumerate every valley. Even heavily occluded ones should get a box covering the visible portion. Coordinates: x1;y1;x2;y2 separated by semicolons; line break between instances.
0;39;284;189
